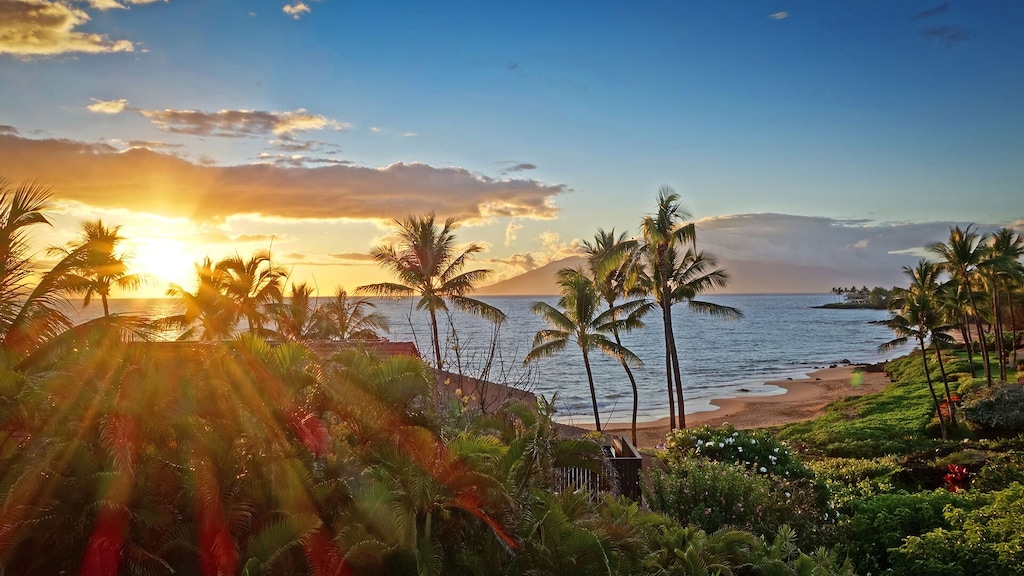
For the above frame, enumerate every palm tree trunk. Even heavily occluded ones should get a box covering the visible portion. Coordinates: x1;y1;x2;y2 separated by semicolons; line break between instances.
101;294;110;317
611;328;640;446
919;338;947;440
966;288;993;386
960;314;976;375
992;284;1005;381
428;307;443;369
933;341;957;426
1010;295;1020;368
581;349;601;432
660;301;677;430
667;314;686;429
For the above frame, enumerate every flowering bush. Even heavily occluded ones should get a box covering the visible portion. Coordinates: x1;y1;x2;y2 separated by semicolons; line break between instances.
646;459;835;548
664;424;814;480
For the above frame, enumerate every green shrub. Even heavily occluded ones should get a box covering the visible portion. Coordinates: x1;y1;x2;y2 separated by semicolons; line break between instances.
961;383;1024;434
889;484;1024;576
808;456;902;512
972;452;1024;491
646;459;834;548
843;489;989;576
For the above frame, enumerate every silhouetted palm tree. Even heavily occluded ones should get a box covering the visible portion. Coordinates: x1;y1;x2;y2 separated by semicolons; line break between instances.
359;214;505;369
0;180;78;356
50;219;147;317
638;188;740;429
525;268;642;432
216;251;286;335
317;287;390;340
583;228;653;445
165;257;237;340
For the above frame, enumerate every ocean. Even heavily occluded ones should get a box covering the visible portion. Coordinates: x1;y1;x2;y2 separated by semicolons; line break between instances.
86;294;903;426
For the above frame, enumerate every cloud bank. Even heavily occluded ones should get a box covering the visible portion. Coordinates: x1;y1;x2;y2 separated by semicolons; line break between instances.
0;133;566;223
0;0;135;56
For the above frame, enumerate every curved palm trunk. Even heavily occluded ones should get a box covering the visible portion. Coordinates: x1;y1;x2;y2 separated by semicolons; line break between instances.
1011;296;1020;368
966;289;993;386
581;348;601;432
667;314;686;429
933;341;957;426
101;294;110;317
428;307;443;369
660;300;677;430
611;328;640;446
919;337;947;440
990;284;1004;381
959;315;976;375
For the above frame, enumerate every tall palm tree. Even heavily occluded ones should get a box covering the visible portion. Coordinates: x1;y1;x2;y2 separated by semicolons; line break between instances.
929;225;992;385
582;228;653;445
880;261;951;439
49;219;147;317
0;180;78;356
316;287;390;340
524;268;642;432
358;214;505;369
982;228;1024;378
216;251;286;335
902;259;958;425
638;188;740;429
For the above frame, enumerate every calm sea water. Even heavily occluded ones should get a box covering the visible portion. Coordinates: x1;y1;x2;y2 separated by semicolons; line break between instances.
87;294;903;425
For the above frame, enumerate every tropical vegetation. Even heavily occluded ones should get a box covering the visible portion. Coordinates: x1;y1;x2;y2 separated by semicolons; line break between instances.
3;176;1024;575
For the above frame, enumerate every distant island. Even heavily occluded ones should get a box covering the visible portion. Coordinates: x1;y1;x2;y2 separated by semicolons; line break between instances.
815;286;895;309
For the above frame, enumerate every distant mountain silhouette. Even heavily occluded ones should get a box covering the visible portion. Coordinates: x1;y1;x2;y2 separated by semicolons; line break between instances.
477;256;586;295
477;255;904;296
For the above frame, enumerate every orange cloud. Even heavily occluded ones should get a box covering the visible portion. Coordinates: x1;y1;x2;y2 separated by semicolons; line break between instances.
0;0;135;56
282;2;310;19
0;133;565;223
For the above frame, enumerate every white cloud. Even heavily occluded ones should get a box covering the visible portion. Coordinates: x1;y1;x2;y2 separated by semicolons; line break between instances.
282;2;310;19
133;106;347;137
86;0;165;9
505;221;522;246
87;97;129;114
0;0;135;56
769;11;788;20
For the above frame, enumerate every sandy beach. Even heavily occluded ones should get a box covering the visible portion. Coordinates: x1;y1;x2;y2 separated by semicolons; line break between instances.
596;365;892;449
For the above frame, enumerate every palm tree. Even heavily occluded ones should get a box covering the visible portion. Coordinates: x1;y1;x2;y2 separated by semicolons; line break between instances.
880;261;951;439
358;214;505;369
216;251;286;335
268;281;319;342
524;268;642;432
49;219;147;317
582;228;654;446
638;188;740;429
0;179;78;356
929;225;992;385
316;287;390;340
982;228;1024;379
165;257;237;340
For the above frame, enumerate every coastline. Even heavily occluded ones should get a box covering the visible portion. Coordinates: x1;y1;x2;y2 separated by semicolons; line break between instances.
592;365;891;449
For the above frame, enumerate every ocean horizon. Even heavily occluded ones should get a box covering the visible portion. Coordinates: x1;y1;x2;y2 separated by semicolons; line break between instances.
80;293;904;426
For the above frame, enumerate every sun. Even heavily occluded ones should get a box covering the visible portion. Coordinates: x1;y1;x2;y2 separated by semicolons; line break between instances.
128;238;202;296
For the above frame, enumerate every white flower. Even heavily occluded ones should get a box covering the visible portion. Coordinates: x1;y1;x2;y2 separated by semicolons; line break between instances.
719;442;725;448
759;466;767;473
774;448;780;453
737;447;743;452
732;432;739;437
751;439;757;444
785;492;791;498
726;438;734;444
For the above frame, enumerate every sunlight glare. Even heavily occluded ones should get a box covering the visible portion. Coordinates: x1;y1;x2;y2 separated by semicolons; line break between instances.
131;238;201;294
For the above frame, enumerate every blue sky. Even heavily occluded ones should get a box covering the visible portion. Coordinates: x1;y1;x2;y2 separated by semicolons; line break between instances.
1;0;1022;295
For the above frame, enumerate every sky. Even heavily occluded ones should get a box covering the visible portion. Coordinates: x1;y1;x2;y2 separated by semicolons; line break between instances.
1;0;1022;297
